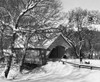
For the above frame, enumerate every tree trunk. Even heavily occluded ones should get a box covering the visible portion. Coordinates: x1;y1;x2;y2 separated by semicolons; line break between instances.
4;55;13;78
79;40;84;63
89;41;94;59
0;33;4;60
73;46;79;58
70;42;79;58
20;49;27;72
1;45;4;62
4;33;16;78
20;38;28;72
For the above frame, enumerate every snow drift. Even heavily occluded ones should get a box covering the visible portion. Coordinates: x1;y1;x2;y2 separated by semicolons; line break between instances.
0;60;100;82
0;65;19;79
14;61;73;81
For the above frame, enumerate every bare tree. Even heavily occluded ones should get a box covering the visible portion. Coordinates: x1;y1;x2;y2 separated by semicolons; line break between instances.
0;0;63;76
0;0;41;78
64;8;100;59
17;0;63;72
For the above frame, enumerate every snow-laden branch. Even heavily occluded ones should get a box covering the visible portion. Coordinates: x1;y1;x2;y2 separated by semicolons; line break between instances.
15;0;41;29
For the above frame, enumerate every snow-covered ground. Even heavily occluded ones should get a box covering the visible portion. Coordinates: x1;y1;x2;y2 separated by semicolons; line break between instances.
0;59;100;82
66;59;100;66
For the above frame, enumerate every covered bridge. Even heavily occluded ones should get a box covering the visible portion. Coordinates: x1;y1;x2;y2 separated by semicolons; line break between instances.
14;33;72;65
42;34;72;60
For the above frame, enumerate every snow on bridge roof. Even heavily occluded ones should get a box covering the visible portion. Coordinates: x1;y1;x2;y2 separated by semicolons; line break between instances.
42;33;72;50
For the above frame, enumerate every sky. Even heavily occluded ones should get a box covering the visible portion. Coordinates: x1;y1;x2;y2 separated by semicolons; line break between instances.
61;0;100;12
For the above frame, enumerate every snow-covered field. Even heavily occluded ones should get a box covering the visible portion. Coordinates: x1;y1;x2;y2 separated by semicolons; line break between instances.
0;59;100;82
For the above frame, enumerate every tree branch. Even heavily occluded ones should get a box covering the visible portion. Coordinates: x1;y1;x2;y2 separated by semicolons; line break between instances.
15;1;40;29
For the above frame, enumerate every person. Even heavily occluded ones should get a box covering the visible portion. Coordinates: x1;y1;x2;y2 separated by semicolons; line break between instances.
80;56;83;63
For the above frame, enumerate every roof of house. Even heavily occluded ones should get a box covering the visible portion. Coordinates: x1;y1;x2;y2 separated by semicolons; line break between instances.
14;33;72;50
41;33;72;50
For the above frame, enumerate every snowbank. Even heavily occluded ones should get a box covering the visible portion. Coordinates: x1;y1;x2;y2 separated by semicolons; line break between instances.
13;61;73;81
7;68;19;79
0;60;100;82
0;65;19;80
0;65;10;78
43;61;73;76
14;61;100;82
86;70;100;82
